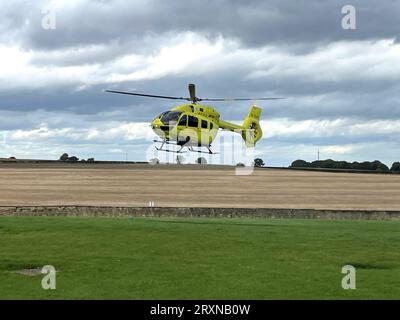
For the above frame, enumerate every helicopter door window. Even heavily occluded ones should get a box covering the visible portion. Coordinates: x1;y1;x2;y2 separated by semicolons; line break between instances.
201;120;208;129
188;116;198;128
178;115;187;126
210;122;214;130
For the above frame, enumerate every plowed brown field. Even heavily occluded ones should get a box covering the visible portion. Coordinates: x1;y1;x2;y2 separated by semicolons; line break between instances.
0;163;399;210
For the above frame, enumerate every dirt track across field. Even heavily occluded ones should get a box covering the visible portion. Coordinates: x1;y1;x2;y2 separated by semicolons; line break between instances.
0;163;399;210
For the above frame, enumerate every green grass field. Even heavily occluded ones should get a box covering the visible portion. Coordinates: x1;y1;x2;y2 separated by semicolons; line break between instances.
0;216;399;299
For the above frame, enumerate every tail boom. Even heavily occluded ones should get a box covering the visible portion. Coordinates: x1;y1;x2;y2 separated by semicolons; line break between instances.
218;105;263;147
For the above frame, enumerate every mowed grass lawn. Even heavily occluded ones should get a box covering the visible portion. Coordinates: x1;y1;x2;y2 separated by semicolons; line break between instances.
0;216;399;299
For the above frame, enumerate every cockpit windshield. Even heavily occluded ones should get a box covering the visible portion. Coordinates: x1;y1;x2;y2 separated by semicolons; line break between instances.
160;111;182;124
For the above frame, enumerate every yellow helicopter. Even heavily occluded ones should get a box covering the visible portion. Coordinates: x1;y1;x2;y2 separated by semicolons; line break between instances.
105;84;281;154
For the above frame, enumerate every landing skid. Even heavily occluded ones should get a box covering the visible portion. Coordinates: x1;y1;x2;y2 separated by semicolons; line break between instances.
188;146;218;155
153;140;218;154
153;140;186;153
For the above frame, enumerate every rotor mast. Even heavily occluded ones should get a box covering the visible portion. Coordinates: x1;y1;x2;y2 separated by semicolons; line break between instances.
188;83;198;104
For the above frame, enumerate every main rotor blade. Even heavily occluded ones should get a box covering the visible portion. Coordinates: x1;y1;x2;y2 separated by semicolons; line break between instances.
199;97;284;101
104;90;190;101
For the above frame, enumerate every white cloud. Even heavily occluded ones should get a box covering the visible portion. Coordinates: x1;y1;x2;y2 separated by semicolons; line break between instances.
2;114;399;165
262;118;400;138
248;39;400;82
7;121;153;144
320;145;357;155
106;33;226;83
1;12;400;167
3;34;400;92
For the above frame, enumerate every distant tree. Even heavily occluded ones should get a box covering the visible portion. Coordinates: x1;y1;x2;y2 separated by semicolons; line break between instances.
67;156;79;162
290;159;309;168
350;161;361;170
311;159;336;168
361;161;377;170
196;157;207;164
290;158;390;172
336;161;349;169
371;160;390;172
87;158;95;163
236;162;245;167
253;158;265;167
391;162;400;172
59;153;69;161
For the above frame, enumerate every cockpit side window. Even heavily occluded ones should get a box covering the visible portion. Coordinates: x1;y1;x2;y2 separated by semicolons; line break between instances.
156;112;166;121
178;114;187;126
161;111;182;124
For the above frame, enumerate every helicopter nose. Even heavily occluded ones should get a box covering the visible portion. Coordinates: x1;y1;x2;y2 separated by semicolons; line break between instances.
151;118;163;129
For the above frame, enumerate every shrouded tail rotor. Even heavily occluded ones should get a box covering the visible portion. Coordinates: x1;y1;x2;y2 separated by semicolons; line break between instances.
242;106;263;147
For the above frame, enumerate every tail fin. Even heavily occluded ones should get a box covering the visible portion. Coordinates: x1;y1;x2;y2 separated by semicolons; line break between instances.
242;105;263;147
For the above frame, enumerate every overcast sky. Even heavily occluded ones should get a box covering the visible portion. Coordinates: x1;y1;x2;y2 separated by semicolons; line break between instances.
1;0;399;166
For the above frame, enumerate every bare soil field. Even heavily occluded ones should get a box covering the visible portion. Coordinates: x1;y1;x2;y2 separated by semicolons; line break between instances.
0;163;399;210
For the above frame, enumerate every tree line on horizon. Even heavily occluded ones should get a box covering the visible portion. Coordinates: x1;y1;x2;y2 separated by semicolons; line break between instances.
290;159;400;173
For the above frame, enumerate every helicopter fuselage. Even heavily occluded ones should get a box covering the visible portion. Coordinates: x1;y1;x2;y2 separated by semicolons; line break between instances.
151;104;227;147
106;83;273;152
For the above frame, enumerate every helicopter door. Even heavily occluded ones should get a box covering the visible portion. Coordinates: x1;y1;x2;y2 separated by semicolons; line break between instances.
200;119;211;146
184;115;199;145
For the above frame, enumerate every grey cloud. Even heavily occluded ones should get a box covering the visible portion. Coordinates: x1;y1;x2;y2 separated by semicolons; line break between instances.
2;0;399;52
1;0;400;165
1;72;400;122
